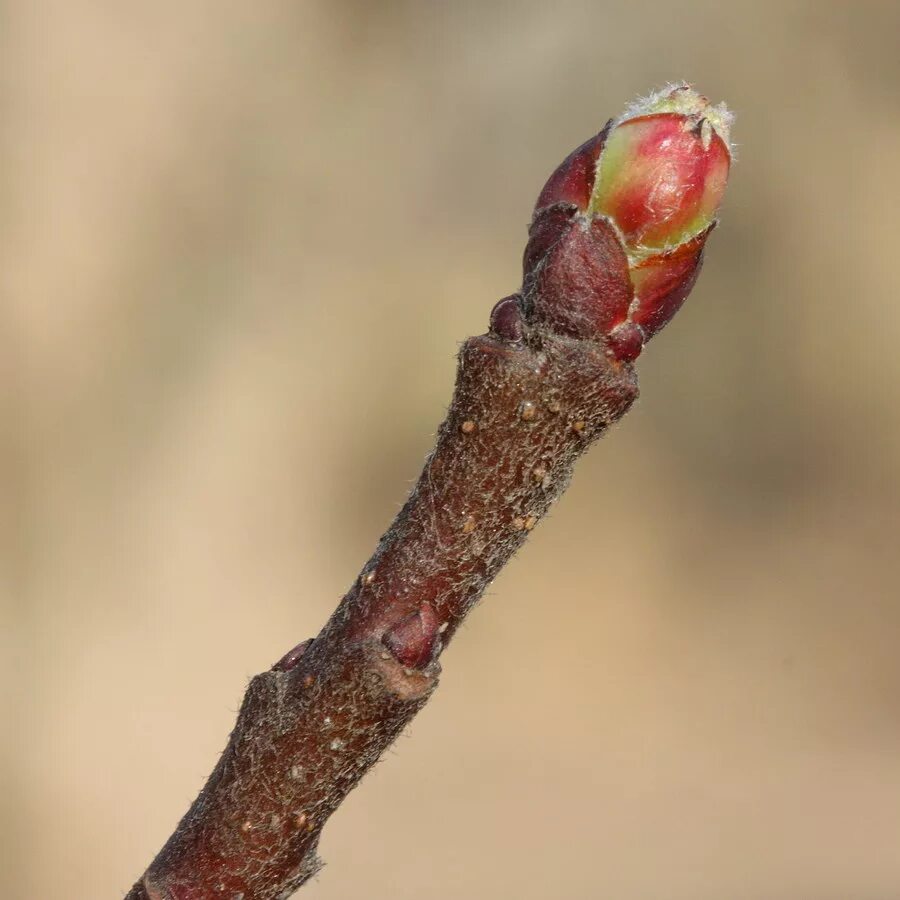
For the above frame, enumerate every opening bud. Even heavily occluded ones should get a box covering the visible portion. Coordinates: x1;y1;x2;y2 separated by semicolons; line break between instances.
589;84;732;250
523;84;733;359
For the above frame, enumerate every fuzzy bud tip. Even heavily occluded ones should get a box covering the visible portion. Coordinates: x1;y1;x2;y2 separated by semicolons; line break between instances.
590;83;732;253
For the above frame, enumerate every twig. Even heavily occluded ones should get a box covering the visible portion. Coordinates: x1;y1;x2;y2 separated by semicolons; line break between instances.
126;84;733;899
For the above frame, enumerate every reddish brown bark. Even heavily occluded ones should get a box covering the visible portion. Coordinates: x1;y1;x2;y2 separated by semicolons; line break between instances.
126;322;637;900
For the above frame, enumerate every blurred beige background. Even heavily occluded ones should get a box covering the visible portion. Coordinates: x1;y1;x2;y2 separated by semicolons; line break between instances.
4;1;900;897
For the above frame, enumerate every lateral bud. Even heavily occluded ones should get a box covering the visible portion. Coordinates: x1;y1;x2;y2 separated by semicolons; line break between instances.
381;603;442;670
489;294;525;344
273;639;313;673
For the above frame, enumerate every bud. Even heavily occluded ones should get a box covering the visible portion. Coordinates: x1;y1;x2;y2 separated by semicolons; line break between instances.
523;84;733;361
272;639;313;672
381;603;442;670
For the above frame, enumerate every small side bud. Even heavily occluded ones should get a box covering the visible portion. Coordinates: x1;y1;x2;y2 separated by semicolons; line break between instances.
606;322;646;363
381;603;442;670
273;639;313;673
522;83;733;359
489;294;525;344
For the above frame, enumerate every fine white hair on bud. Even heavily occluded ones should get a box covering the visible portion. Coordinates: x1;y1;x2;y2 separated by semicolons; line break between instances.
617;82;735;154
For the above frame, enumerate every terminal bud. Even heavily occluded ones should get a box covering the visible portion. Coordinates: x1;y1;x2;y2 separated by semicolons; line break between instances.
524;84;733;359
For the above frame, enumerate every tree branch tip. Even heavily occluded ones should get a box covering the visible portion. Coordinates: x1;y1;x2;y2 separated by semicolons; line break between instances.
125;85;732;898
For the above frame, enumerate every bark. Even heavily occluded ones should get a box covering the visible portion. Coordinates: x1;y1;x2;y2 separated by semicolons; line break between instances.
126;322;638;900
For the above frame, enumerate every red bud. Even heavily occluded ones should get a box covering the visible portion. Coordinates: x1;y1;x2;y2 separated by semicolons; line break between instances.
381;603;442;670
489;294;525;344
522;84;733;360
